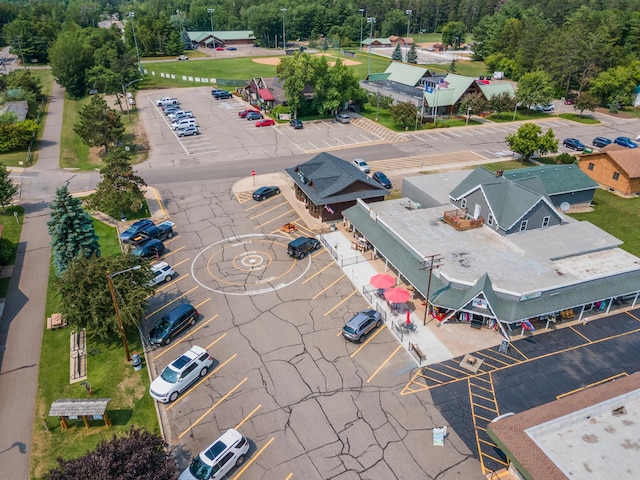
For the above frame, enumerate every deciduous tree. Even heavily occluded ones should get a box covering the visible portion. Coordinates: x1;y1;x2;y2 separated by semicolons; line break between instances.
49;28;94;98
441;21;466;48
45;427;176;480
516;71;554;109
390;101;418;130
74;95;125;154
88;147;147;218
0;162;18;213
458;92;489;116
573;92;599;117
47;186;100;275
505;123;558;162
489;91;516;120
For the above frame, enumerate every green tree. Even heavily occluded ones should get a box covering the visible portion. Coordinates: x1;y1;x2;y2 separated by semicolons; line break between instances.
391;43;403;61
0;118;39;152
505;123;558;162
573;92;599;117
489;91;516;120
517;71;554;109
88;147;147;218
458;92;489;116
0;162;18;213
380;9;408;37
56;255;153;338
589;62;640;105
45;427;176;480
389;101;417;130
74;95;125;155
49;28;94;98
441;21;466;48
47;185;100;275
406;43;417;64
277;52;315;118
447;58;457;74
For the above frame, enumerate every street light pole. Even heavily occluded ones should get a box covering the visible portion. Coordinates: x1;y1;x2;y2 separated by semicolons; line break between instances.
281;8;287;52
107;265;141;362
128;12;142;75
207;8;216;58
359;9;365;52
122;78;143;122
367;17;376;79
405;10;412;57
421;255;443;326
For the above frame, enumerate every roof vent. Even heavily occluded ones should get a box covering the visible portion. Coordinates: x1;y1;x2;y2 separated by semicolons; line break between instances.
612;406;627;417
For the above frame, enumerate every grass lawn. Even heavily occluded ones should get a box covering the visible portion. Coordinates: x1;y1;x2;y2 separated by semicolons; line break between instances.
0;205;25;296
425;60;490;78
0;69;54;168
60;96;93;170
568;190;640;258
30;220;158;479
558;113;600;124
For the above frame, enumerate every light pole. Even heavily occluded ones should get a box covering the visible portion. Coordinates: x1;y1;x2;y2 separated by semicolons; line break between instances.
367;17;376;78
128;12;142;74
280;8;287;51
107;265;141;362
466;106;471;126
207;8;216;58
421;254;443;325
122;78;143;122
405;9;412;56
359;9;365;52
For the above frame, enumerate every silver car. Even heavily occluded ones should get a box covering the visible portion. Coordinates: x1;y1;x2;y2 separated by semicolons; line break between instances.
342;309;382;343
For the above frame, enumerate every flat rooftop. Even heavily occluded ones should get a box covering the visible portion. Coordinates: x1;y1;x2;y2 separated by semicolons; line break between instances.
368;197;640;296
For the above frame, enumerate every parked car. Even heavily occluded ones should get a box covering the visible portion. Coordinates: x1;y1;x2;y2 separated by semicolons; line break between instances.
150;261;175;286
287;237;321;259
163;105;180;115
336;113;350;123
533;103;554;112
372;171;392;189
238;109;260;118
148;303;199;346
119;219;154;242
563;138;585;151
252;186;280;201
179;429;249;480
172;118;198;130
128;221;175;244
226;47;237;51
256;118;275;127
168;111;193;121
342;309;383;343
213;91;233;99
246;112;264;121
149;346;212;403
353;158;370;173
592;137;612;148
156;97;179;107
176;55;189;60
614;136;638;148
131;239;166;259
178;126;201;137
211;89;226;96
290;119;303;129
564;98;576;105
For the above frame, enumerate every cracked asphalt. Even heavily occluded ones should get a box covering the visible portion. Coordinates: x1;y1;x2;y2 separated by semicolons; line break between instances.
144;180;483;479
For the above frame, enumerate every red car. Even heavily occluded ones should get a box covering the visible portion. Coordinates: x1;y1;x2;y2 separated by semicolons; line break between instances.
238;109;260;118
256;119;275;127
564;98;576;105
215;47;224;51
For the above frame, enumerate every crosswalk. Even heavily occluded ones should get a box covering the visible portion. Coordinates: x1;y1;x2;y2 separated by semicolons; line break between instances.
369;150;488;172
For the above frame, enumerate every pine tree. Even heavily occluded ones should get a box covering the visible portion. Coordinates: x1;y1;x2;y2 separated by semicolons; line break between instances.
88;147;147;218
73;95;125;155
47;186;100;275
448;58;458;73
407;43;418;64
391;43;403;61
0;163;18;213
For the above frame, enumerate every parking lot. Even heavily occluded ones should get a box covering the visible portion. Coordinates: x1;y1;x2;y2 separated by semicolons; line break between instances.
142;182;483;479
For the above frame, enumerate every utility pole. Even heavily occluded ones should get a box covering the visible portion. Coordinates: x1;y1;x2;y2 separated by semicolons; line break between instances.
367;17;376;79
405;10;412;58
128;12;142;74
421;254;444;325
359;9;365;52
107;265;141;361
207;8;216;58
281;8;287;51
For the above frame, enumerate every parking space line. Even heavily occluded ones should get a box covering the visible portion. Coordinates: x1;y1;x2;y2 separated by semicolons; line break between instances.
556;372;628;400
367;344;403;383
254;208;295;228
178;377;248;440
172;257;191;269
284;474;293;480
569;325;591;342
324;289;358;317
308;142;320;150
625;311;640;322
154;314;218;360
167;245;186;256
350;325;386;358
303;262;334;284
292;221;315;236
249;201;289;220
312;274;346;300
145;286;199;318
231;436;275;480
311;248;326;259
151;274;190;296
152;188;169;218
235;404;261;430
166;352;236;411
244;195;282;212
508;342;528;360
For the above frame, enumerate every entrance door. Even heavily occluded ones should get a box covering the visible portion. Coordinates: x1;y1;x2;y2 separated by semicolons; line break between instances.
473;204;481;219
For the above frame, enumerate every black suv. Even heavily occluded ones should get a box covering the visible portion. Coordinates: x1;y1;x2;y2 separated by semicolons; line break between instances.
149;303;199;346
287;237;321;259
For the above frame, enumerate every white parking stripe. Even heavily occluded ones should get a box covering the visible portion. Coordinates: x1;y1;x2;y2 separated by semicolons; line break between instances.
308;142;320;150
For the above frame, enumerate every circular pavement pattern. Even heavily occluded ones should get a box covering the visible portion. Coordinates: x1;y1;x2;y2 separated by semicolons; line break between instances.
191;234;313;295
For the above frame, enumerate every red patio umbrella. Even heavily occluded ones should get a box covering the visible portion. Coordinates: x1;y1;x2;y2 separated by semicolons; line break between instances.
370;273;396;289
384;287;412;304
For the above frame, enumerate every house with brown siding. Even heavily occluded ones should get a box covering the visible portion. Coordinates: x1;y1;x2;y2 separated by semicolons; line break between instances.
577;144;640;195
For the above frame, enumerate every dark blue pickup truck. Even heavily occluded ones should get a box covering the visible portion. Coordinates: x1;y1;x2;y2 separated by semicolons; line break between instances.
128;221;175;245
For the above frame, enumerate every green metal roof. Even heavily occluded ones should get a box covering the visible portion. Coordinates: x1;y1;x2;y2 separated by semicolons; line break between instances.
503;165;599;195
362;38;392;46
423;74;474;107
477;82;515;99
384;62;429;87
188;31;255;41
368;73;391;81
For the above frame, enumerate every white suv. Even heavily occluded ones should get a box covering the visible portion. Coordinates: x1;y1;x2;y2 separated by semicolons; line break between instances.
150;262;175;286
149;346;213;403
353;158;370;173
179;429;250;480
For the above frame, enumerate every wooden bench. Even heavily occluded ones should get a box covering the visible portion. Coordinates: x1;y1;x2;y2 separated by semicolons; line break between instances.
70;329;87;384
409;342;426;363
47;313;67;330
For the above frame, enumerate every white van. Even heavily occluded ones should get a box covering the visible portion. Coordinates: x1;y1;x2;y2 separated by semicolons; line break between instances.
179;429;249;480
172;118;198;130
156;97;180;106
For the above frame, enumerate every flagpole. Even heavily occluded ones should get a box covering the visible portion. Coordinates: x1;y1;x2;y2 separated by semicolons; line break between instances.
434;85;439;124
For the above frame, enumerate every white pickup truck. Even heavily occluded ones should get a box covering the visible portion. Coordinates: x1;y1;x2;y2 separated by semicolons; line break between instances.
156;97;180;107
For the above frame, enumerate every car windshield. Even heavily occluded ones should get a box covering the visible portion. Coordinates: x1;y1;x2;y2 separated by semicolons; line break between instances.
155;319;171;332
188;456;212;480
160;366;179;383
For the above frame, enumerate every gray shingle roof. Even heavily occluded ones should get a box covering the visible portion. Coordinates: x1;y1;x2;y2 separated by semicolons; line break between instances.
285;153;388;205
49;398;111;417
